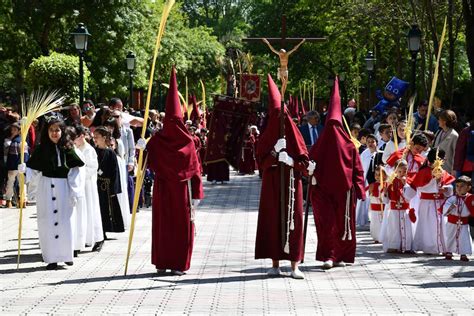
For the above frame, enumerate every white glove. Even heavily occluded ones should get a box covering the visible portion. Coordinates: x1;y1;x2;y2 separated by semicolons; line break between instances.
135;138;147;150
278;152;294;167
69;196;78;208
17;163;27;174
307;161;316;176
274;138;286;153
192;199;201;208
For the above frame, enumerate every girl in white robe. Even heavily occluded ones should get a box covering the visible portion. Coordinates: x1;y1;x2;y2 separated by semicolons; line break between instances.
382;161;414;253
25;117;84;270
72;147;87;253
72;125;104;251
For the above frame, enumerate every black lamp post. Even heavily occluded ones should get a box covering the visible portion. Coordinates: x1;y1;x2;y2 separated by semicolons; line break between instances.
126;51;136;109
407;24;422;95
71;23;90;105
365;51;376;108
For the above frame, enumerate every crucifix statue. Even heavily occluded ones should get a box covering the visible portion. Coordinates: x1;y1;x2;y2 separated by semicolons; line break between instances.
243;15;325;99
262;38;305;97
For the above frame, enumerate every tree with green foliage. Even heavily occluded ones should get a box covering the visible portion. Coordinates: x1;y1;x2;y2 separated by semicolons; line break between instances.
25;52;90;103
0;0;225;106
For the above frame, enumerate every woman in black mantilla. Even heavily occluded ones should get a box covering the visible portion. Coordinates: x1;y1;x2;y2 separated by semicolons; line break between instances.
25;114;84;270
92;127;124;236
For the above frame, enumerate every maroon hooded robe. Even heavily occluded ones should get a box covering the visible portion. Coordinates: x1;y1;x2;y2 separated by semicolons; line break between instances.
309;77;365;264
147;68;204;271
255;75;309;262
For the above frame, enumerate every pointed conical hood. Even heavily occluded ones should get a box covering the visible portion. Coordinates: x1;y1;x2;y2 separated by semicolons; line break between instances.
267;74;281;116
190;94;200;123
294;95;300;121
146;68;201;181
257;74;308;161
308;76;365;198
165;67;182;119
325;77;342;123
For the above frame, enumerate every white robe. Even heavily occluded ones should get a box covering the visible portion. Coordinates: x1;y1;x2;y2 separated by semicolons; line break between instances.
442;195;473;255
369;194;384;242
77;142;104;246
33;167;83;264
355;149;373;226
381;204;413;252
72;148;87;251
116;155;130;229
404;179;453;254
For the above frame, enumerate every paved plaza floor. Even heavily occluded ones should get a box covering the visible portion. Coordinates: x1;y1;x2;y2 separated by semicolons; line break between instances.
1;172;473;315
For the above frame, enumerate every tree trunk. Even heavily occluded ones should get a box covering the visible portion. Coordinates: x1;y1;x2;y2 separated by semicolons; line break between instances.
463;0;474;105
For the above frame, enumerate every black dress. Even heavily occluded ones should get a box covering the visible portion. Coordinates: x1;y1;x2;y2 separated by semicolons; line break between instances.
96;147;124;233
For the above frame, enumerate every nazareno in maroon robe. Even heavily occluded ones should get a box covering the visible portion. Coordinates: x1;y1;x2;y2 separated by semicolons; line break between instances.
238;133;257;174
147;68;204;271
309;77;365;264
255;74;309;262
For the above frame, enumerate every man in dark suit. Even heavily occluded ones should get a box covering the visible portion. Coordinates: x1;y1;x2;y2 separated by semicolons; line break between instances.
299;111;323;151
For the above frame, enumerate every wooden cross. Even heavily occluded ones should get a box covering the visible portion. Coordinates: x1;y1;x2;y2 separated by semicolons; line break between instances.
243;15;326;98
243;15;326;48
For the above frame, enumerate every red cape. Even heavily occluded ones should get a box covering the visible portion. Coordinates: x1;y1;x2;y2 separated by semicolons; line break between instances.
309;77;365;199
147;68;201;181
407;166;456;188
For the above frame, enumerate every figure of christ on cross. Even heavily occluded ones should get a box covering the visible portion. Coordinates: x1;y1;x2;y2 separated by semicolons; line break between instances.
262;38;305;97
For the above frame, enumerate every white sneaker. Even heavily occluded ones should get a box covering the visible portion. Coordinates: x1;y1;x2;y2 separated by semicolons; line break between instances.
322;260;333;269
266;267;281;276
171;270;185;276
290;268;304;279
334;261;346;267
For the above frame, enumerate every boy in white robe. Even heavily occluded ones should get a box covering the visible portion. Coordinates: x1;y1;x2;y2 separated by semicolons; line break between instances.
442;176;474;261
405;149;455;254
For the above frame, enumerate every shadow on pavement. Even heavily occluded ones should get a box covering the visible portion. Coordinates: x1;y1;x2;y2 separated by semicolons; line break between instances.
0;265;69;275
409;280;474;288
452;270;474;278
0;246;40;254
0;253;43;265
45;272;159;286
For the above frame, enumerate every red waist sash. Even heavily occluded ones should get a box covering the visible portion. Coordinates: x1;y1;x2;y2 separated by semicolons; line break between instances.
420;192;444;200
370;203;385;211
390;201;409;210
447;215;469;225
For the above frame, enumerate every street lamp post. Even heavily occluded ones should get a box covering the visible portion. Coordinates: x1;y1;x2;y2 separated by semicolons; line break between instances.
407;24;422;95
126;51;136;109
365;51;376;108
71;23;90;105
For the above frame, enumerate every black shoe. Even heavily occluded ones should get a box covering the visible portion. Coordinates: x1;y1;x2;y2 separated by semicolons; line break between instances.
73;250;79;257
92;241;104;252
65;261;73;266
46;263;58;270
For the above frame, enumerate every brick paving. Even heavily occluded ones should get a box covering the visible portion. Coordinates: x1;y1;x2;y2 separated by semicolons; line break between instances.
1;172;473;315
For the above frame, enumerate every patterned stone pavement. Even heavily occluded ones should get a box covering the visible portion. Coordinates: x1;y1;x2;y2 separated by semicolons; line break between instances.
1;172;473;315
